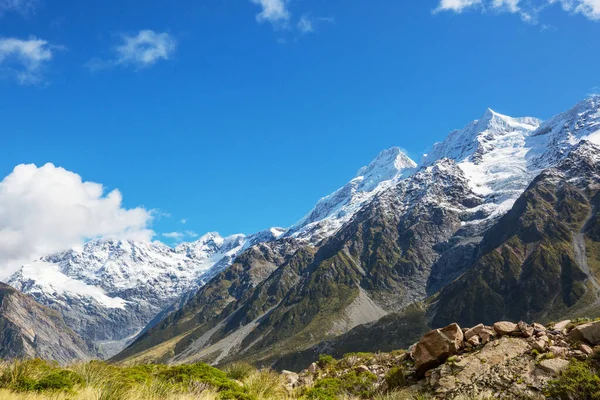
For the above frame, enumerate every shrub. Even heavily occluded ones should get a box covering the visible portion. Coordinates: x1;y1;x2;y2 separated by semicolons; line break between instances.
338;371;377;398
546;360;600;399
33;370;83;392
242;369;286;399
224;363;255;381
385;367;406;390
71;361;117;387
304;378;341;400
157;363;234;388
0;359;55;392
318;354;336;368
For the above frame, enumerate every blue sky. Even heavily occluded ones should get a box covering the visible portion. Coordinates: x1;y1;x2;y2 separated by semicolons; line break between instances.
1;0;600;254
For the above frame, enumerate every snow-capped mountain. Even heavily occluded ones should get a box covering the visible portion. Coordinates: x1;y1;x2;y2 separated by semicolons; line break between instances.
113;97;600;369
527;95;600;169
422;108;541;222
7;228;284;358
286;147;417;243
8;96;600;365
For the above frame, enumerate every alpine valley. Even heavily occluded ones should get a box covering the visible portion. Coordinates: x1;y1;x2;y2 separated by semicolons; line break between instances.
3;96;600;374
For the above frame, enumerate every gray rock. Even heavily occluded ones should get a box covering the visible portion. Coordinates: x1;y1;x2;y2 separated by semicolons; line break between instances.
569;321;600;345
539;358;570;375
493;321;518;336
0;283;96;364
553;320;571;332
413;323;464;376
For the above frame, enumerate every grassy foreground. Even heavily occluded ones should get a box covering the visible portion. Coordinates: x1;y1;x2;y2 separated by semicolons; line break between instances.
0;355;433;400
2;349;600;400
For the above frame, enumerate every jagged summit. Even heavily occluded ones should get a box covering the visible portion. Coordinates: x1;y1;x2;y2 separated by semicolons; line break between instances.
527;96;600;169
286;147;416;243
355;147;416;192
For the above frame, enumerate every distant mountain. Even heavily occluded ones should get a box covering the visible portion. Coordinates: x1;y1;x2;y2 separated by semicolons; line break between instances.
113;96;600;371
7;229;284;358
0;282;95;364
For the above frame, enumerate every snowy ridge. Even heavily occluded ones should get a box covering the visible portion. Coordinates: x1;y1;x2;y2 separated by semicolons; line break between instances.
286;147;416;243
527;96;600;169
421;108;541;221
6;228;284;357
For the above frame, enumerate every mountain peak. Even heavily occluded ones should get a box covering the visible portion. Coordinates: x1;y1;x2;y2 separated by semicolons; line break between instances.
357;147;416;176
355;147;416;192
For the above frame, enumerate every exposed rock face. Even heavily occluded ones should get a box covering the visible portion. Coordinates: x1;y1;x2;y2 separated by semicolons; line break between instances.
432;141;600;328
568;320;600;344
413;323;464;376
295;319;594;400
0;282;95;364
416;319;594;398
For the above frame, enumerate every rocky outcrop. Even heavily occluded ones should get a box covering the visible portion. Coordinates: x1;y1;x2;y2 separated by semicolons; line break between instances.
413;319;596;398
413;323;463;376
0;282;96;364
568;320;600;345
293;318;598;399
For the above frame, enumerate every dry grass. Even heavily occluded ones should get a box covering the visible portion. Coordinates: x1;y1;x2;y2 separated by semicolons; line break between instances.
0;387;221;400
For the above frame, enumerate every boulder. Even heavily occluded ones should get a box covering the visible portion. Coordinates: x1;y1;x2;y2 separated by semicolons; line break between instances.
532;323;546;333
548;346;568;358
580;344;594;356
464;324;495;340
553;320;571;332
568;321;600;345
531;340;546;353
493;321;518;336
467;335;480;347
518;321;534;338
413;323;464;376
539;358;570;375
281;370;299;389
480;331;493;345
307;362;318;374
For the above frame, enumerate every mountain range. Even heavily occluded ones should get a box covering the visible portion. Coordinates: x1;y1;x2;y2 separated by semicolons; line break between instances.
3;96;600;370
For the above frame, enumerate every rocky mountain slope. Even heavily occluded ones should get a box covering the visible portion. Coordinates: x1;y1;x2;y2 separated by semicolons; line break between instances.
431;140;600;327
286;318;600;399
112;96;600;371
6;229;284;358
0;282;95;364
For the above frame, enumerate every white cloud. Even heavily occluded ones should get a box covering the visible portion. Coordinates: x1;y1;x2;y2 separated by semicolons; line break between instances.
435;0;482;12
180;218;187;224
0;163;153;278
0;37;57;84
116;30;176;67
251;0;290;27
163;232;184;240
162;230;198;242
297;15;314;34
88;30;176;71
0;0;37;15
551;0;600;20
436;0;600;20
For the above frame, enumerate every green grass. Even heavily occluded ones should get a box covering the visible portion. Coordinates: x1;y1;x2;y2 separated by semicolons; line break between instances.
0;359;254;399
